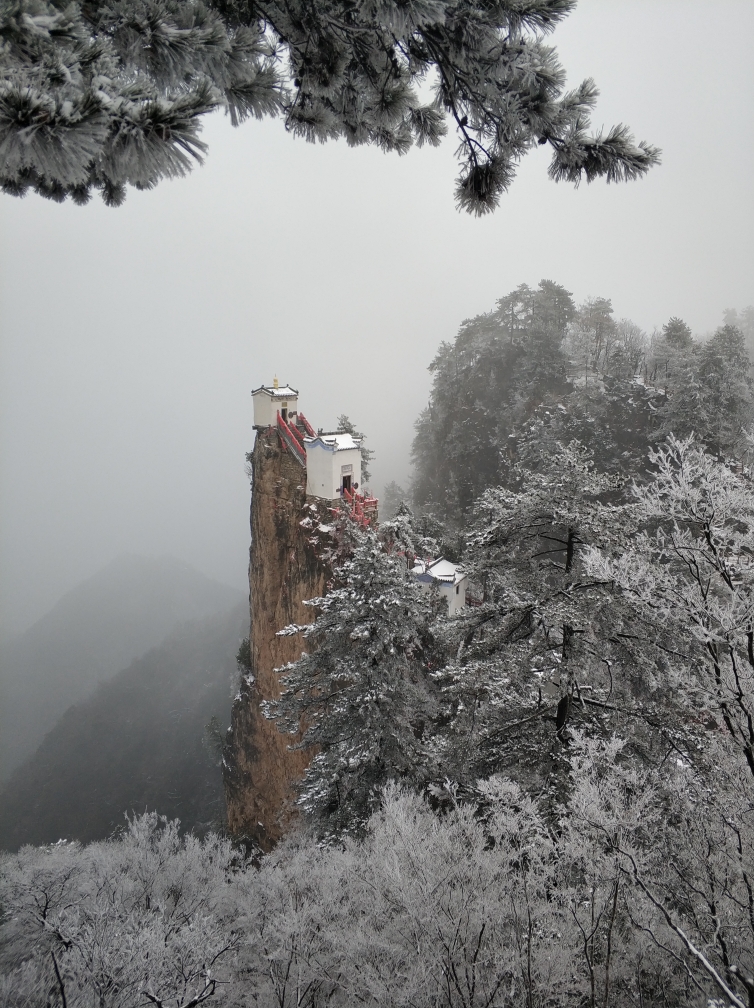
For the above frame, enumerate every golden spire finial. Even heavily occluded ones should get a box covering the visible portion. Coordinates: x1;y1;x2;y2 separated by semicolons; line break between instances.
273;376;279;389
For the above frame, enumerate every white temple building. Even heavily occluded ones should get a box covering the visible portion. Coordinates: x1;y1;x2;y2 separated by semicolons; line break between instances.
412;557;468;614
251;381;299;427
251;379;376;525
304;432;363;500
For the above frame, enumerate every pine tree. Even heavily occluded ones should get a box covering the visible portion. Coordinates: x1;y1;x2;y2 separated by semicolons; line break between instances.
380;480;407;520
652;324;753;458
572;296;617;372
0;0;284;206
661;316;693;349
513;379;659;478
336;413;373;485
723;306;754;358
431;434;754;833
652;346;706;442
378;498;457;563
431;440;636;797
584;436;754;782
1;0;660;208
697;325;754;451
265;522;443;838
411;279;575;520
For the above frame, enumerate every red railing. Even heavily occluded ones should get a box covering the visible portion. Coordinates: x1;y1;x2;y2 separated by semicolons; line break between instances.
277;411;306;467
298;412;316;437
341;486;379;527
289;420;305;448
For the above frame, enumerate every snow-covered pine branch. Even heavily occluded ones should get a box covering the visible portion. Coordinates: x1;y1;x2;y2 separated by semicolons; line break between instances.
1;0;659;208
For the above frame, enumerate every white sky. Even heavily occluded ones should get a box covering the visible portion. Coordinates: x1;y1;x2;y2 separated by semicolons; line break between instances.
1;0;753;638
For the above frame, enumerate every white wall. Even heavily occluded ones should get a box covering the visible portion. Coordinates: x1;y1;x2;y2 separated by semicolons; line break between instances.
417;575;467;614
278;396;298;425
305;443;362;499
441;577;467;615
337;448;362;493
252;391;298;427
252;392;273;427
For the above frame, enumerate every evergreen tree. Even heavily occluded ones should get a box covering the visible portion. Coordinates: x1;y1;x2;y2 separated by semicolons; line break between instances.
568;296;617;373
661;316;693;349
697;325;754;453
512;379;659;478
652;324;753;458
411;282;751;528
378;498;459;563
380;480;407;520
647;319;702;443
412;279;575;521
1;0;660;207
652;345;706;442
723;306;754;347
430;440;641;799
0;0;283;206
336;413;373;484
265;522;442;839
584;436;754;781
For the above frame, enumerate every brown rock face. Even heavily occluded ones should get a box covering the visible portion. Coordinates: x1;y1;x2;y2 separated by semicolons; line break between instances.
224;428;328;850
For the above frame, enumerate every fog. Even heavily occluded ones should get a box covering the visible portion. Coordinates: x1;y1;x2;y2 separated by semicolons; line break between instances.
1;0;752;639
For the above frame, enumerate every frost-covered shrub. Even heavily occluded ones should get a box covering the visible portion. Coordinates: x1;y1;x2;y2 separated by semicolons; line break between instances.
0;813;240;1007
2;747;753;1008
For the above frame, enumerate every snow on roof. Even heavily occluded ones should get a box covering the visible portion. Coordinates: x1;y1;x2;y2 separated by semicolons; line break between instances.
304;433;362;452
412;557;466;585
251;384;299;398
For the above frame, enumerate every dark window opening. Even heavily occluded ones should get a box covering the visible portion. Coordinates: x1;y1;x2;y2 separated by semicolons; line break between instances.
456;585;460;594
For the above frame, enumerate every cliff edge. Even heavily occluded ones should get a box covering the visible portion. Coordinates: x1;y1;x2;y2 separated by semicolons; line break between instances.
223;427;328;849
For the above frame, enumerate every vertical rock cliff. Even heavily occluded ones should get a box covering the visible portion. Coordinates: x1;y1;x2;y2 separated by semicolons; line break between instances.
223;427;328;850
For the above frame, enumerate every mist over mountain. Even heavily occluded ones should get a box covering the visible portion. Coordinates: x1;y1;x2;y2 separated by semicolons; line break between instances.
0;601;246;850
0;555;244;782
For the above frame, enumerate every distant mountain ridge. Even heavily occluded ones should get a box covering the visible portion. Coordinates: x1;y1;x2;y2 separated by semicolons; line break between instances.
0;602;247;849
0;555;244;782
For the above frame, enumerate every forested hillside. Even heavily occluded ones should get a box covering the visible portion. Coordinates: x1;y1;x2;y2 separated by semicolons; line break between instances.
412;281;754;522
3;286;754;1006
0;555;243;782
0;603;246;850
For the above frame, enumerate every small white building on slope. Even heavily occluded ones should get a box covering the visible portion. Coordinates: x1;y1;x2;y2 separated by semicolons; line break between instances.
412;557;467;615
304;432;362;500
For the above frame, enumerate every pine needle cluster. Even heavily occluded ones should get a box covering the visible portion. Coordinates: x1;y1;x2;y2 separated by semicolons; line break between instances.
1;0;660;207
